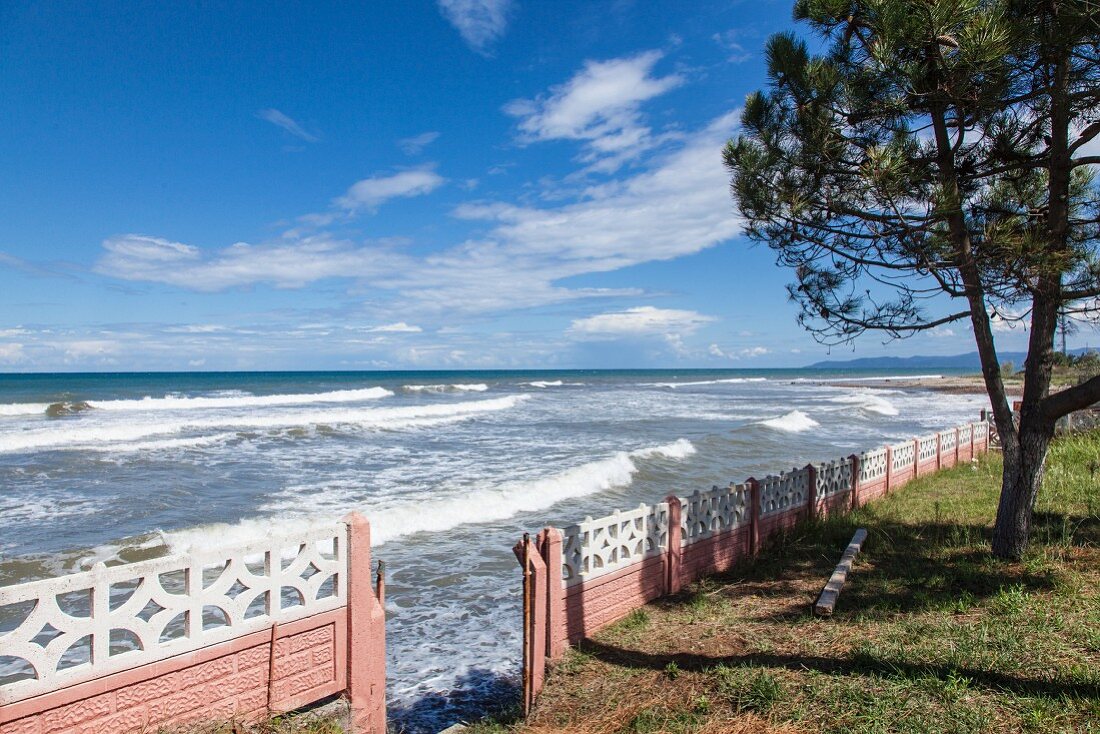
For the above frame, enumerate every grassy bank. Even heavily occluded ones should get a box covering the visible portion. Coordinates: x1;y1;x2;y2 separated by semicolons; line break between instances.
470;431;1100;734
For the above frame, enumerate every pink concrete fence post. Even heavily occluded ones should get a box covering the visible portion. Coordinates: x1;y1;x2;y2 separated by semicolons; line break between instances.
344;512;387;734
913;438;920;480
805;464;817;522
513;534;547;715
885;445;894;493
747;478;761;556
537;528;565;662
849;454;861;510
665;496;683;595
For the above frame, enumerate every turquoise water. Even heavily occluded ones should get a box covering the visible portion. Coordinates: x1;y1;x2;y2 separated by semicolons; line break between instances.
0;369;984;730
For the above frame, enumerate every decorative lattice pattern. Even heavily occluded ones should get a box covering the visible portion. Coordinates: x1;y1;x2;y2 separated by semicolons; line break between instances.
561;503;669;587
815;459;852;497
958;423;973;445
891;441;915;472
918;434;939;462
939;429;957;454
759;468;809;516
680;484;749;545
0;523;348;705
860;447;888;483
973;421;988;444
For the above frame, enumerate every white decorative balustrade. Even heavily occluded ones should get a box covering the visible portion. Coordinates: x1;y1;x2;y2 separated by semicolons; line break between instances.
973;421;988;444
859;447;888;484
759;468;809;516
815;458;852;497
939;429;957;454
560;503;669;587
958;423;973;446
891;441;915;472
0;522;348;705
918;434;938;462
680;483;749;545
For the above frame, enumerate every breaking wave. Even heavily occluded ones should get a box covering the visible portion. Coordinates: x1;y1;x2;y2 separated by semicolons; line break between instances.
0;395;527;454
760;410;819;433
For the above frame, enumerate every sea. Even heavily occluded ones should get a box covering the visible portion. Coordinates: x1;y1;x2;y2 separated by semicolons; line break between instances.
0;369;989;731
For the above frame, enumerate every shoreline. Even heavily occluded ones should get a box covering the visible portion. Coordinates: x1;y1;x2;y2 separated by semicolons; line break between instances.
819;374;995;395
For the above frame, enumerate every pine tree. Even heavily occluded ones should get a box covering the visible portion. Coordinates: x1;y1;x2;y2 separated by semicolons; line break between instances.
725;0;1100;558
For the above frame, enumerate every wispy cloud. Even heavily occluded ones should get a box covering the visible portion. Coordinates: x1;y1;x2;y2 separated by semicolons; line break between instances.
96;234;406;291
504;50;683;172
570;306;714;337
437;0;513;55
334;168;445;214
257;109;319;142
712;30;753;64
365;322;422;333
398;131;441;155
95;110;742;315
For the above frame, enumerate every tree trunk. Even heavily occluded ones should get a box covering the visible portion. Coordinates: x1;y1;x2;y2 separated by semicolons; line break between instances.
991;420;1054;559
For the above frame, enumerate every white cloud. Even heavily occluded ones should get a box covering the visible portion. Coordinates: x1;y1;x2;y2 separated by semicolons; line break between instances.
739;346;769;358
95;110;743;314
712;30;753;63
335;169;445;214
59;339;119;359
257;109;319;142
398;131;441;155
928;327;957;338
708;343;726;357
504;51;683;171
97;234;405;291
570;306;715;338
365;322;422;333
437;0;512;55
0;343;26;363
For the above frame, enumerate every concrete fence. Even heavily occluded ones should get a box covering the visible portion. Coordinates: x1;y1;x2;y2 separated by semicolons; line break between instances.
513;418;991;711
0;513;386;734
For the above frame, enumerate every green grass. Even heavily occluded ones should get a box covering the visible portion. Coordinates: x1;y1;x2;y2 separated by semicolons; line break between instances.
488;430;1100;734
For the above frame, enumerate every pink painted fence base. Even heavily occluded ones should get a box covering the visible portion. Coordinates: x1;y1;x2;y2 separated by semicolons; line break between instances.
1;513;386;734
516;421;991;711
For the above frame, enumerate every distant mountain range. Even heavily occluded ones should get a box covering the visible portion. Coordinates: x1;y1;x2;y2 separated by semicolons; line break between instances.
807;348;1094;371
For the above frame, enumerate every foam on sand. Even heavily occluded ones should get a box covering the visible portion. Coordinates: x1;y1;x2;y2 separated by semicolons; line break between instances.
760;410;820;432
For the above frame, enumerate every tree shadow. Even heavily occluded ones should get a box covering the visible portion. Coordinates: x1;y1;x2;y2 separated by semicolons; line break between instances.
668;511;1095;623
576;638;1100;701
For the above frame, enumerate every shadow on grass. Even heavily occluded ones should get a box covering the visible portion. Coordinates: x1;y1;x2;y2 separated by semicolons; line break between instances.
576;638;1100;701
668;508;1100;623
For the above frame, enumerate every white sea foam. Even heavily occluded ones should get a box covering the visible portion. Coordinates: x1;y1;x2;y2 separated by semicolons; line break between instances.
0;395;527;453
827;392;900;416
760;410;820;432
649;377;768;388
527;380;563;388
0;403;51;416
162;439;696;552
338;438;696;545
84;386;394;411
403;383;489;393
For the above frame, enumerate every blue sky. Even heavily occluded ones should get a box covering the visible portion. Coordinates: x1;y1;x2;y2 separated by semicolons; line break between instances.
0;0;1083;371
